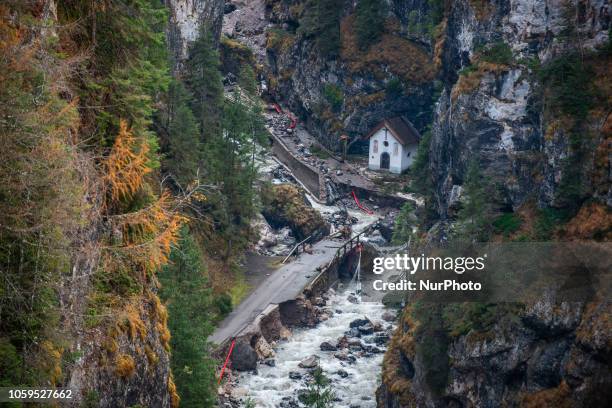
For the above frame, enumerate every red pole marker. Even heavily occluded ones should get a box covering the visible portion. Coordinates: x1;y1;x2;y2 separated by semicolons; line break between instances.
351;190;374;215
273;103;283;114
218;338;236;385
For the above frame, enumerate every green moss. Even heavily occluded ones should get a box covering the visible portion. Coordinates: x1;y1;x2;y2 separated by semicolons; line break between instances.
493;213;522;236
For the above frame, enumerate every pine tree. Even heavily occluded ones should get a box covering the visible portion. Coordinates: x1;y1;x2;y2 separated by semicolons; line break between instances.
159;229;217;408
455;161;493;241
164;81;201;188
185;27;224;142
392;202;416;244
299;0;343;57
354;0;388;49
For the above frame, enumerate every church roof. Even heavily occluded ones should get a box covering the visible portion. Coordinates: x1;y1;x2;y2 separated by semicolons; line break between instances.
364;116;421;145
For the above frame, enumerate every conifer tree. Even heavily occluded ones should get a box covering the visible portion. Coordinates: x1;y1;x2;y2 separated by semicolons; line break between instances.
185;28;224;142
354;0;388;49
159;229;216;408
455;161;493;241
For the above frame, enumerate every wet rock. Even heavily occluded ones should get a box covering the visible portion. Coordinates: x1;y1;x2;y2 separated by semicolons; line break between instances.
298;355;319;368
349;318;370;328
231;387;248;398
280;397;299;408
381;311;396;322
334;351;357;363
346;328;361;338
288;371;302;380
373;333;390;346
347;294;359;304
279;296;318;327
254;336;275;359
363;344;383;354
279;326;292;340
358;323;374;335
263;358;276;367
230;338;258;371
320;341;337;351
336;369;349;378
312;297;326;306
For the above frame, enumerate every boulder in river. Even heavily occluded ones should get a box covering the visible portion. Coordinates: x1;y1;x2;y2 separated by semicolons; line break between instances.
336;369;349;378
320;341;337;351
346;328;361;338
381;310;396;322
230;338;258;371
349;318;370;328
298;355;319;368
289;371;302;380
334;351;356;363
254;336;275;359
358;323;374;335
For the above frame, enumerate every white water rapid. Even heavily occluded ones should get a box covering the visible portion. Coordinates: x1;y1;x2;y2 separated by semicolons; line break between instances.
236;282;394;407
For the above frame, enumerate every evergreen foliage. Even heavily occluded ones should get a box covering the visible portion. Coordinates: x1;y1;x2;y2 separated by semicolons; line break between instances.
160;81;202;188
159;229;217;408
299;0;343;57
354;0;388;49
298;368;335;407
0;4;83;387
454;160;493;241
185;28;224;142
392;202;416;244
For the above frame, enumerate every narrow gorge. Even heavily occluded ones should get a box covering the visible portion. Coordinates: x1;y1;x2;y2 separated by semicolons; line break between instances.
0;1;609;408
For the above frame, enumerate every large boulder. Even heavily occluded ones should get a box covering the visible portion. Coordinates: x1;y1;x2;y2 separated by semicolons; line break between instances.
230;338;258;371
261;184;330;241
298;355;319;369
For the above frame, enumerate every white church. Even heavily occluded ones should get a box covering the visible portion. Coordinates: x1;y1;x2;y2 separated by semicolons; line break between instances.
365;116;421;174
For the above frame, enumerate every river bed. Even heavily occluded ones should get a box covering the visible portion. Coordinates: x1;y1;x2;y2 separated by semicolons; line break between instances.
236;282;394;407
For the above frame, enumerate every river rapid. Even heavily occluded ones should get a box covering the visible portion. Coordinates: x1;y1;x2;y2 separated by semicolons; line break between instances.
236;282;394;407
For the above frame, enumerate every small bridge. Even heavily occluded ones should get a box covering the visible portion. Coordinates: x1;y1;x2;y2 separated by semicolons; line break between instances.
208;225;374;347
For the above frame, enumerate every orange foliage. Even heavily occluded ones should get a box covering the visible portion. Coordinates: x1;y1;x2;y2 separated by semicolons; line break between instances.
104;120;151;203
562;202;612;240
340;15;436;83
521;380;572;408
115;354;136;378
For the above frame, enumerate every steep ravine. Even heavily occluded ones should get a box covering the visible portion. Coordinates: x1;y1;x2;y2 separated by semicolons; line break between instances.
221;1;611;407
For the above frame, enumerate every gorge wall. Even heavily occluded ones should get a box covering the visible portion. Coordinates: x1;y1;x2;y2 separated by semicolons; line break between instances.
222;0;611;407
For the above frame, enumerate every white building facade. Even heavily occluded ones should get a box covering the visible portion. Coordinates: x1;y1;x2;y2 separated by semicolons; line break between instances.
366;117;421;174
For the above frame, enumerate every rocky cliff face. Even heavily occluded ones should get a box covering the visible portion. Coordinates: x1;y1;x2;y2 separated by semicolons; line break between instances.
377;293;611;408
166;0;225;65
254;0;440;150
429;0;610;217
375;1;611;406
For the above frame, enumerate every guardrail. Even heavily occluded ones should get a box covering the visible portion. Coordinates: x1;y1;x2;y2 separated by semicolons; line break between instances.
332;225;375;262
282;234;314;264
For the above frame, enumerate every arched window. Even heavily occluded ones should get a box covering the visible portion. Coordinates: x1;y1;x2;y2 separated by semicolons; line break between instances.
373;140;378;153
393;142;399;156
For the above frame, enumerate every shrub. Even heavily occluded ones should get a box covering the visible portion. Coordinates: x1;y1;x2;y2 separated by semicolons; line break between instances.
322;84;344;111
493;213;522;236
115;354;136;378
480;41;513;65
385;77;404;99
354;0;388;49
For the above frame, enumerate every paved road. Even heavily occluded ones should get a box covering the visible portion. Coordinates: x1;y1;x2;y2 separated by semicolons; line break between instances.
208;237;344;345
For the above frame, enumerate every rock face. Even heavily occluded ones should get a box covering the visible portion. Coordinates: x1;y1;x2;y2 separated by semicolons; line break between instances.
166;0;225;65
231;338;259;371
370;1;612;405
428;0;611;217
378;296;612;407
261;0;439;150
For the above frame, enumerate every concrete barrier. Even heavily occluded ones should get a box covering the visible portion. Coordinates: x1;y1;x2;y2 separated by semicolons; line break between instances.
271;135;321;199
